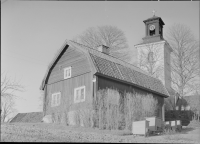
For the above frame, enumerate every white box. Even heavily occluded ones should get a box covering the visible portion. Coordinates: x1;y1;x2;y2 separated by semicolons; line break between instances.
165;121;170;125
145;116;162;131
171;121;176;126
171;120;177;130
176;120;181;125
132;120;149;135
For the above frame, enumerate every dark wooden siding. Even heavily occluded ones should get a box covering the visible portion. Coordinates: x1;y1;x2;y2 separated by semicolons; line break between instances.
48;46;91;85
45;46;93;116
45;72;93;115
97;76;164;119
98;75;149;95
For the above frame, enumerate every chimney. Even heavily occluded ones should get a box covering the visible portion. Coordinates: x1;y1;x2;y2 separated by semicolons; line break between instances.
97;45;110;54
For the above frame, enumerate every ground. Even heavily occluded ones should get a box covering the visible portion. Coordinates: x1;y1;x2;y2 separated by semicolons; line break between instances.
1;122;200;143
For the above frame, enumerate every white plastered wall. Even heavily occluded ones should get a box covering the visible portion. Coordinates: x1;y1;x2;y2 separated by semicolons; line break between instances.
135;41;173;121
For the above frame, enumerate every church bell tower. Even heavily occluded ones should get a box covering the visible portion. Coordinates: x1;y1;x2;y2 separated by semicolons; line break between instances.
135;12;173;94
142;12;165;43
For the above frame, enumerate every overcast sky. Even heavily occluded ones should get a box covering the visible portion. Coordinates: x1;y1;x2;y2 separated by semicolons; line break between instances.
1;1;199;113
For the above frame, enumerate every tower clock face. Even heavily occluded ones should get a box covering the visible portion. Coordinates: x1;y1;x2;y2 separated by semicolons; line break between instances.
149;25;155;31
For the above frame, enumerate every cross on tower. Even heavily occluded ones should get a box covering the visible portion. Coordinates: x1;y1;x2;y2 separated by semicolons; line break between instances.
152;10;156;16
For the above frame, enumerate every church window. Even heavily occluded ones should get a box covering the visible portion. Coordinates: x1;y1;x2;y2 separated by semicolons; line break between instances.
148;51;154;63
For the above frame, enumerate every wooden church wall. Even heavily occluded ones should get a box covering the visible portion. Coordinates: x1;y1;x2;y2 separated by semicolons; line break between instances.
43;46;94;124
97;75;164;119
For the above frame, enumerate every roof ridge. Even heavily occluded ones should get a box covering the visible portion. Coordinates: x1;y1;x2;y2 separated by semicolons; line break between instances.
68;40;139;66
69;40;136;64
68;40;161;80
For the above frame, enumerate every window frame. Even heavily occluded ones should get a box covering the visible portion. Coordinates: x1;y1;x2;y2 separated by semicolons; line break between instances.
51;92;61;107
74;86;86;103
64;66;72;79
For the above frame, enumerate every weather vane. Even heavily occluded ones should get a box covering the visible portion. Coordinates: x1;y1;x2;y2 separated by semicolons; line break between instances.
152;10;156;17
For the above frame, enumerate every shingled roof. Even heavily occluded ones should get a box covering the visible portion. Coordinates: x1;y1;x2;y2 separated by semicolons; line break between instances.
40;40;169;98
10;112;43;123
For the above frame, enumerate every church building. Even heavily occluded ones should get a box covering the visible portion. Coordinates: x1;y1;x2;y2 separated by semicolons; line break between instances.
40;14;171;126
135;13;174;96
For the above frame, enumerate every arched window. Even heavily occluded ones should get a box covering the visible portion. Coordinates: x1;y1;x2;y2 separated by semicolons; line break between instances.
148;51;154;63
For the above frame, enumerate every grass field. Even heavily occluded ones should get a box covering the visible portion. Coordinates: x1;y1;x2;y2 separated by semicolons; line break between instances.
1;122;200;143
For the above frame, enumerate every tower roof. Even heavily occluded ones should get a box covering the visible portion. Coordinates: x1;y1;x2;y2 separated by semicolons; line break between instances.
143;16;165;25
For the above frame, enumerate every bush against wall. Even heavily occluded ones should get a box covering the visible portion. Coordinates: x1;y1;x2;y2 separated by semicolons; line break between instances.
47;88;158;130
75;107;94;128
93;89;158;131
94;89;121;130
123;93;158;130
142;94;158;118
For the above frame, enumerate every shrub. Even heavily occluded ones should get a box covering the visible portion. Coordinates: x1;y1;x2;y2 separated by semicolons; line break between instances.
124;93;158;130
94;89;158;131
94;89;121;130
71;88;159;130
80;108;94;127
142;94;158;118
124;93;142;130
52;112;56;123
74;103;94;128
61;112;68;125
74;110;81;126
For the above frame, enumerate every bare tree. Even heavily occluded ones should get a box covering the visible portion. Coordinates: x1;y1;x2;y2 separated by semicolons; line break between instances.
138;43;164;79
1;73;24;122
1;96;17;122
166;24;200;98
75;25;130;61
1;74;24;98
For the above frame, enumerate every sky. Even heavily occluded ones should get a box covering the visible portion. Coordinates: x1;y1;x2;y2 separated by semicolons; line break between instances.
1;1;199;114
